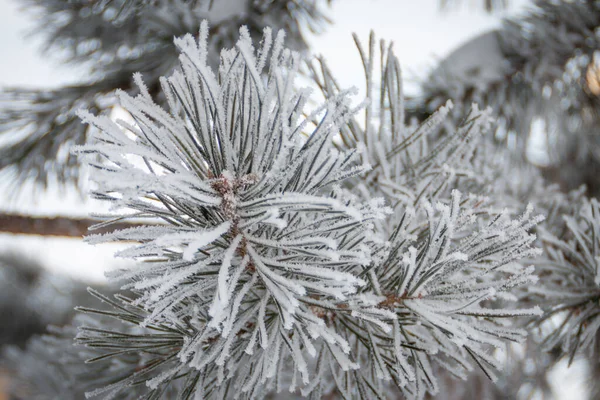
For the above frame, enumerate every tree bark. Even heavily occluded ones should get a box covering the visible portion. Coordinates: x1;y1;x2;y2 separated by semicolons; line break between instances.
0;213;143;238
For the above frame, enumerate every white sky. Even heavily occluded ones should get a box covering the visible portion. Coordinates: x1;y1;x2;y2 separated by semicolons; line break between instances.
0;0;88;87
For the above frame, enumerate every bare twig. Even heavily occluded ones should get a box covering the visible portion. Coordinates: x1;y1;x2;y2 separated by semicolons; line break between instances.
0;213;144;237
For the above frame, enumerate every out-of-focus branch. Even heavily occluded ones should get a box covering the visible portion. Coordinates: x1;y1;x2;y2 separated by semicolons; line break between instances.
0;213;143;237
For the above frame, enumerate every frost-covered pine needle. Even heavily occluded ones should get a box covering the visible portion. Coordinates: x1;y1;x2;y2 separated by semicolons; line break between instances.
70;25;544;399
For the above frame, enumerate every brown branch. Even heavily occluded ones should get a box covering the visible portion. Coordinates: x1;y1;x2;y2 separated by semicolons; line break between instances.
0;213;144;238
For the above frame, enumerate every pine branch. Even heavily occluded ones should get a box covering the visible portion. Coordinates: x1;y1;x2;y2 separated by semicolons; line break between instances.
58;26;544;399
309;31;546;398
69;23;397;398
